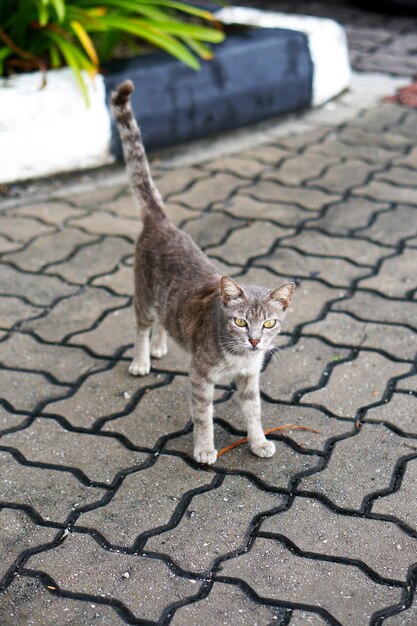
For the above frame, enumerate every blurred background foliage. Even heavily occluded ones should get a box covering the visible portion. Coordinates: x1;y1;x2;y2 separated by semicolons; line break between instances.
0;0;225;103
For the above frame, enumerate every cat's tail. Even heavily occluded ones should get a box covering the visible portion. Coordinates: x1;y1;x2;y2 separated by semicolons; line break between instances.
111;80;166;221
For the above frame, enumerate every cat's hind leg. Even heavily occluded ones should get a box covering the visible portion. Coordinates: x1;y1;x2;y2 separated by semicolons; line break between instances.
150;322;168;359
129;301;155;376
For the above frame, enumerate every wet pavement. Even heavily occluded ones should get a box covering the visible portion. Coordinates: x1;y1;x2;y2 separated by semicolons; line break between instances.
1;4;417;626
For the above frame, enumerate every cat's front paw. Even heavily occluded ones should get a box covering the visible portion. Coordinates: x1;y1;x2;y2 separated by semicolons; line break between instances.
194;448;218;465
250;439;276;458
150;344;168;359
128;359;151;376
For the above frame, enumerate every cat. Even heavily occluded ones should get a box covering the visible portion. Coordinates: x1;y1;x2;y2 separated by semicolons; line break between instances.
111;80;295;465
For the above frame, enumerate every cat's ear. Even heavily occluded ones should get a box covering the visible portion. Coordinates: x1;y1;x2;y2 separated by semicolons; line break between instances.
220;276;245;305
268;282;295;311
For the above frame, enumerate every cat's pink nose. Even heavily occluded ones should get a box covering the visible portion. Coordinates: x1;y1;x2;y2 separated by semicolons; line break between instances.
249;338;260;348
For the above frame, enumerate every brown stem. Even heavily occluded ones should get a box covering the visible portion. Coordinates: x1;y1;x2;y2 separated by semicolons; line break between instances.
217;424;320;458
0;26;47;87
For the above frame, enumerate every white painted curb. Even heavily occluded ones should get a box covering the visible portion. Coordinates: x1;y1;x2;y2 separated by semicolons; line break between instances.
0;10;350;184
216;7;351;107
0;68;113;184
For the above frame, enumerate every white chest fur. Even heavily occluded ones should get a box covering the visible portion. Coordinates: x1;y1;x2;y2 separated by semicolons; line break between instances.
208;350;265;384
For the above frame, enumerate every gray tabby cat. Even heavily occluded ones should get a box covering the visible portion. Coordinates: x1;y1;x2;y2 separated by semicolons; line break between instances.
111;80;295;465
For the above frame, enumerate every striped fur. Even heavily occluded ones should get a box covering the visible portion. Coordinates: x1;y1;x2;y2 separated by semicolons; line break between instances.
111;81;295;465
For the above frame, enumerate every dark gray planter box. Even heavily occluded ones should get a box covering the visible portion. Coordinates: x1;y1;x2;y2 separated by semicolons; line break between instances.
104;28;313;158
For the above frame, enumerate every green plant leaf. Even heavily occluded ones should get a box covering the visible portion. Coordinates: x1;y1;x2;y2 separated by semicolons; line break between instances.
139;19;224;42
77;0;218;22
181;36;213;61
50;0;66;22
37;3;50;27
0;46;12;76
70;19;99;67
46;31;91;105
101;15;201;69
48;43;61;68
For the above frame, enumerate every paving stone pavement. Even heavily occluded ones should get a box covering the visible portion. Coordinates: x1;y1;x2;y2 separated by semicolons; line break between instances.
2;51;417;626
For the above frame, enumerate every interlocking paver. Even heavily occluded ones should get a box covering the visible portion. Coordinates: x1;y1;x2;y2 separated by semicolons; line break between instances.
2;418;147;484
333;291;417;329
262;153;337;186
0;215;52;243
146;474;285;572
307;139;400;164
238;143;289;164
76;455;214;546
102;375;190;447
0;369;70;413
92;264;133;296
0;451;106;522
262;496;417;581
255;246;369;287
375;167;417;187
202;155;268;178
302;352;410;417
308;159;377;194
383;602;417;626
0;406;27;432
289;610;331;625
209;221;289;265
170;581;286;625
45;236;132;284
354;181;417;206
219;537;401;625
216;194;317;225
22;288;127;342
304;312;417;360
0;509;58;583
0;333;102;383
68;211;140;241
26;533;197;622
3;228;98;273
359;248;417;297
0;235;21;254
365;393;416;435
0;296;40;329
68;186;124;207
299;424;413;510
0;265;77;306
340;127;413;151
358;205;417;245
171;173;244;209
396;375;417;392
182;212;242;249
11;200;88;226
0;576;127;626
283;229;387;265
155;166;208;198
261;337;350;402
44;362;158;429
248;181;340;210
311;197;390;235
394;146;417;169
371;457;417;532
70;305;135;357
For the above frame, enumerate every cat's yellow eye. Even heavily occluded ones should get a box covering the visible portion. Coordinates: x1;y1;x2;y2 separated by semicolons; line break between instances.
234;318;247;327
263;319;277;329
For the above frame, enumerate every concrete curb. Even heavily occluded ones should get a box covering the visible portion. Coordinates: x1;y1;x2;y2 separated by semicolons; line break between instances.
0;7;350;185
